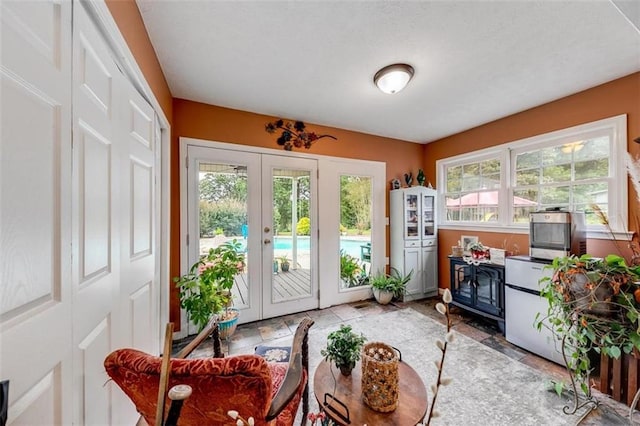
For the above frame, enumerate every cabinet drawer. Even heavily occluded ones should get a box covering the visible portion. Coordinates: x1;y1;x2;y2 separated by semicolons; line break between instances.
422;239;436;247
404;240;420;248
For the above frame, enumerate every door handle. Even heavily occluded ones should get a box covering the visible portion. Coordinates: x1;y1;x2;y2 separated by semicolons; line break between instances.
264;239;271;244
264;227;270;233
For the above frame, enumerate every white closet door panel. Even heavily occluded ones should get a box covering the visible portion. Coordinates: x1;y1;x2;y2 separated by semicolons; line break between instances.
131;159;152;257
77;124;112;281
0;75;59;314
76;319;111;426
116;83;158;354
72;4;123;425
0;1;65;85
129;281;153;351
0;0;73;424
5;368;61;425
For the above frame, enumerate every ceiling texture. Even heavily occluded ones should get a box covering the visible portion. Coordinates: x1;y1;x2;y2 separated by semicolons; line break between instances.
136;0;640;144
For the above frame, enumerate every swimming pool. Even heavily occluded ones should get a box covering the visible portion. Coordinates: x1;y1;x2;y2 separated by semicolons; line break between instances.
286;237;367;259
237;236;370;259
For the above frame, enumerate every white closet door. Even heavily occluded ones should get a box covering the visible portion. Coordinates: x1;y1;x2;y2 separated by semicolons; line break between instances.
71;3;160;424
0;1;73;424
116;68;160;356
71;3;123;424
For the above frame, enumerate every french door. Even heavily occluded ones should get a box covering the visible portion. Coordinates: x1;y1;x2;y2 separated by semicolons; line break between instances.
184;146;318;330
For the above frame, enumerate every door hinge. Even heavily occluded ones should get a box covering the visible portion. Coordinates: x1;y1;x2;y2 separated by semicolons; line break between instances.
185;156;188;169
186;234;189;246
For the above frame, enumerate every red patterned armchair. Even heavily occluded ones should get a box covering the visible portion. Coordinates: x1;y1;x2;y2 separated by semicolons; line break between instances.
104;318;314;426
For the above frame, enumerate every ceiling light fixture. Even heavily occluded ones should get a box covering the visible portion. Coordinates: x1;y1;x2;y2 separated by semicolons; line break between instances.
374;64;414;94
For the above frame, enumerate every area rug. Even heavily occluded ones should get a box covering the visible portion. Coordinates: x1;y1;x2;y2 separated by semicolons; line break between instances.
298;308;593;426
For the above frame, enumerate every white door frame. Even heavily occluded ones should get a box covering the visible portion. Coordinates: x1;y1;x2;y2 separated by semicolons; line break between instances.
178;137;386;336
184;146;262;331
317;157;386;308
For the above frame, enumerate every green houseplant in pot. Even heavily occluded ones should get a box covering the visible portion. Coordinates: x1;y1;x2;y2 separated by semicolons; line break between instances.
174;240;245;333
321;324;367;376
340;249;362;288
536;253;640;403
370;268;413;305
277;254;291;272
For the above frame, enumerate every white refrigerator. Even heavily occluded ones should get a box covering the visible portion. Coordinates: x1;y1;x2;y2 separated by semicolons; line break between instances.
504;256;566;365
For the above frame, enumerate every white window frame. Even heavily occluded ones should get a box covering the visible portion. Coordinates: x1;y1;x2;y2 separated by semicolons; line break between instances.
437;114;628;238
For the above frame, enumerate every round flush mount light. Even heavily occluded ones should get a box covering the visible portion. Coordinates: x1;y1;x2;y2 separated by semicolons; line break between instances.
373;63;414;94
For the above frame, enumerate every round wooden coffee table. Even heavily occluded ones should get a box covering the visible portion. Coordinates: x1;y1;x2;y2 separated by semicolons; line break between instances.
313;359;428;426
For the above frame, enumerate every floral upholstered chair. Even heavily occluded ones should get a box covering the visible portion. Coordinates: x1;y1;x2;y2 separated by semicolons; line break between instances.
104;318;314;426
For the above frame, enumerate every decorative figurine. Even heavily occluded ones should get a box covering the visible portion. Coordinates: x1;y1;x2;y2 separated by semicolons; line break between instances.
404;172;413;187
417;169;426;186
391;178;401;190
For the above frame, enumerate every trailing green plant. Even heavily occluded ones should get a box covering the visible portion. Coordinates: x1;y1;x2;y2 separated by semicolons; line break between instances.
174;240;245;332
370;267;413;298
320;324;367;375
536;253;640;397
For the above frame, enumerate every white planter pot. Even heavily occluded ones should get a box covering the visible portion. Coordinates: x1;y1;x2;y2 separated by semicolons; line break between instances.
373;288;394;305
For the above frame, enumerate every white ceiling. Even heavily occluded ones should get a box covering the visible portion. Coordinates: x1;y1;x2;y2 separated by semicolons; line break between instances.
136;0;640;143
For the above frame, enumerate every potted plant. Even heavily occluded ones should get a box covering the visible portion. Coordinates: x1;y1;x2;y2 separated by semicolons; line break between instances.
340;250;362;287
277;254;291;272
320;324;367;376
174;240;245;333
537;253;640;399
370;268;413;304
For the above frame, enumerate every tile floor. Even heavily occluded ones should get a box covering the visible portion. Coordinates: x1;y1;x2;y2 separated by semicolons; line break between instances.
173;297;638;424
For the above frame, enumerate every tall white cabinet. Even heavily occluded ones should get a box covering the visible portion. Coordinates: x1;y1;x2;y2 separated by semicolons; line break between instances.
390;187;438;300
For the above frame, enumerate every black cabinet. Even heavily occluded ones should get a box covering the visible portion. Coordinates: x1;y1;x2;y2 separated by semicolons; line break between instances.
449;257;505;329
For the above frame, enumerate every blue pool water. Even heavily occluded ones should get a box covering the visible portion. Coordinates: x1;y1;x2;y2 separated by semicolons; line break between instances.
237;236;369;259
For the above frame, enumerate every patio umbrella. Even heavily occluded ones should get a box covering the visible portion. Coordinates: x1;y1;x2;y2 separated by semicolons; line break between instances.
446;191;537;207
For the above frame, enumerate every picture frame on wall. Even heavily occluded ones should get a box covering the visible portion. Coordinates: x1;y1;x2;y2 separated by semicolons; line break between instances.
461;235;479;256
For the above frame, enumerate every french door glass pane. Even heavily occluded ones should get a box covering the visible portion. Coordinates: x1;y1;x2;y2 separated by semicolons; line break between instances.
339;175;371;289
272;169;312;302
198;162;250;309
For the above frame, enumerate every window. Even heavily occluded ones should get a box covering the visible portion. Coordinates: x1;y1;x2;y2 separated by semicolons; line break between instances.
444;154;503;223
437;115;628;234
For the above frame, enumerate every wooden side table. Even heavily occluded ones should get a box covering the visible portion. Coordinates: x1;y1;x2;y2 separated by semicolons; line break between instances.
313;359;428;426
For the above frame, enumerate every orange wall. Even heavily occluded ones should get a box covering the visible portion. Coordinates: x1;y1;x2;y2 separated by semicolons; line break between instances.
426;72;640;289
106;3;638;318
105;0;173;120
169;99;424;324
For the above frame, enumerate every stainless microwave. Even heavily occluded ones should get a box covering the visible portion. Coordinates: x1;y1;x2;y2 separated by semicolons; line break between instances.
529;210;586;260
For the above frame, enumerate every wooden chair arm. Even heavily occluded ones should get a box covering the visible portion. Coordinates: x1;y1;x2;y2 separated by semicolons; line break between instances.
164;385;193;426
266;318;314;421
175;317;223;359
156;323;174;426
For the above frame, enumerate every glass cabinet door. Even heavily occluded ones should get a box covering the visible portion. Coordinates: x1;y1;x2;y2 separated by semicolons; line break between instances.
404;193;419;239
422;193;435;237
474;265;503;317
450;260;472;305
